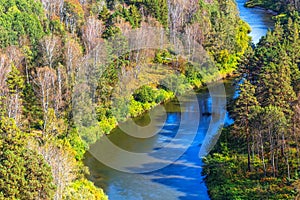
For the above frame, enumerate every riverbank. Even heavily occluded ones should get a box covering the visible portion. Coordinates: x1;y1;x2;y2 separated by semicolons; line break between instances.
82;0;251;199
244;2;278;15
84;74;237;200
203;1;300;199
244;0;288;14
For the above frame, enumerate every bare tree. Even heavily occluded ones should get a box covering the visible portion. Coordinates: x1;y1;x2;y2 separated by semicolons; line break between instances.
0;53;9;95
5;46;24;68
184;23;204;61
34;67;57;132
185;0;199;22
167;0;184;43
64;38;82;84
38;142;76;200
82;16;104;52
40;35;62;68
41;0;61;19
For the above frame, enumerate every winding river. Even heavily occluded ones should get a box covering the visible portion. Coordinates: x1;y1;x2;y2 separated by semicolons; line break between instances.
84;1;274;199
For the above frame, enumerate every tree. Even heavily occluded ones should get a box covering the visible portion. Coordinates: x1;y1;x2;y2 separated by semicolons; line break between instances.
233;80;259;171
133;85;155;103
0;0;45;48
40;0;62;19
144;0;168;28
0;54;10;115
38;141;77;200
167;0;184;43
63;179;108;200
6;65;24;124
62;0;84;34
34;67;57;132
39;35;62;69
82;16;104;52
258;53;296;116
0;117;55;199
64;38;82;86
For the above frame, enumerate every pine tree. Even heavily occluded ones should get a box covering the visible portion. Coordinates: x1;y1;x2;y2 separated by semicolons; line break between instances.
6;65;24;123
258;51;296;116
0;117;55;199
233;80;259;171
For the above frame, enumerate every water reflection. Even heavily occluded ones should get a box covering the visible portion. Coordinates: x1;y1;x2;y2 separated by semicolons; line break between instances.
84;1;275;198
85;80;234;200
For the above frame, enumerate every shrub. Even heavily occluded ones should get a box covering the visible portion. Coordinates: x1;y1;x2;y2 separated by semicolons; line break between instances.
133;85;156;103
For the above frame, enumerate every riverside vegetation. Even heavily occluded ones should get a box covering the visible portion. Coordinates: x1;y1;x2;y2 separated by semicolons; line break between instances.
0;0;250;199
203;0;300;199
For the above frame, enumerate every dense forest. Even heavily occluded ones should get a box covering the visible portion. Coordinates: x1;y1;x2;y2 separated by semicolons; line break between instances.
0;0;251;199
203;1;300;199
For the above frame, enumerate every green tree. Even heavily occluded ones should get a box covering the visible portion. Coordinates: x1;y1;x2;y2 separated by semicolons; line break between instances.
233;80;259;171
6;65;24;123
0;0;45;48
0;117;55;199
258;52;296;116
63;179;108;200
133;85;155;103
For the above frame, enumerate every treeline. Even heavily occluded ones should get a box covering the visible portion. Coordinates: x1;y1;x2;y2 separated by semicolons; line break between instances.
245;0;300;12
0;0;250;199
203;11;300;200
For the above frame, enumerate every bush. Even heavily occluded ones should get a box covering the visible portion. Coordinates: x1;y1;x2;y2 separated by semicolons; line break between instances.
63;179;108;200
99;117;117;134
133;85;156;103
155;89;174;103
154;50;172;64
185;65;203;88
67;128;88;160
160;74;191;95
129;98;144;117
79;126;102;145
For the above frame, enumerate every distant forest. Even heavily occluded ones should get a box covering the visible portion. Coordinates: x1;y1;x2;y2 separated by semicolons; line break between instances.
204;1;300;199
0;0;251;199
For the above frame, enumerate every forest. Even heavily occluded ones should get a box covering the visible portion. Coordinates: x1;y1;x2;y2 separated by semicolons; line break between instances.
203;1;300;199
0;0;251;199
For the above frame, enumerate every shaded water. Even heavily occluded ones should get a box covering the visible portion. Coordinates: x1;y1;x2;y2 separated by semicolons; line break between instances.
84;2;274;200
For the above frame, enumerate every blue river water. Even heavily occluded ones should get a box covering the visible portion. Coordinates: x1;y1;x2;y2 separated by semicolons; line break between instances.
84;1;274;199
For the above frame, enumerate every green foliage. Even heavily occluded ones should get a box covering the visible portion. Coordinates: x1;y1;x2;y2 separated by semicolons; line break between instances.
6;65;24;94
204;127;297;200
67;129;88;160
63;179;108;200
102;25;121;39
23;83;42;129
196;0;251;74
99;6;110;23
205;10;300;200
133;85;156;103
160;74;191;95
245;0;290;12
0;0;45;48
79;125;102;145
154;50;172;64
0;0;256;198
129;97;144;117
123;5;142;28
0;117;55;199
99;116;117;134
185;65;203;88
143;0;168;27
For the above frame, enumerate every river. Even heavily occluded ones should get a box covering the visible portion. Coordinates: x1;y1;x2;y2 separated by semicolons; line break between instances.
84;1;274;199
